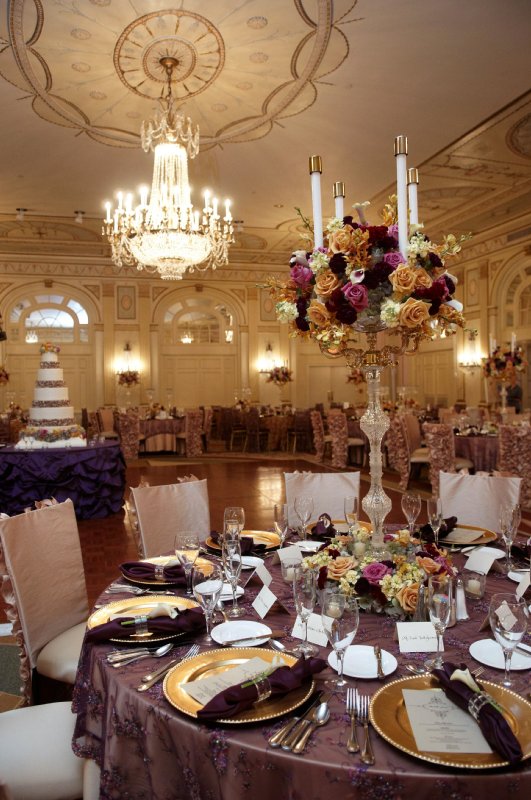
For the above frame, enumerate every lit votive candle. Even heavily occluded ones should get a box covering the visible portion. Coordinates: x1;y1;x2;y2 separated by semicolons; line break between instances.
353;541;366;557
464;571;486;599
327;602;342;619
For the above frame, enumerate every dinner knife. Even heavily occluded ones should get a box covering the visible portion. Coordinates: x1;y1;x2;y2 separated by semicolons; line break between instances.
136;658;179;692
374;644;385;680
268;693;324;748
219;630;284;646
280;692;332;751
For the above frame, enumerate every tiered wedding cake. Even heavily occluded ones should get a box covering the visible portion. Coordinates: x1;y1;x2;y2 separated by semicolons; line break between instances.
16;343;86;448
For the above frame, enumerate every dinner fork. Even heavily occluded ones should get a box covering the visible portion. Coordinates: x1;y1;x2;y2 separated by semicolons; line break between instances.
346;687;360;754
357;694;375;766
140;643;200;683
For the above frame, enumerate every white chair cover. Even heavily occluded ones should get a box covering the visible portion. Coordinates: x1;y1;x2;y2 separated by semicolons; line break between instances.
130;479;210;558
439;471;522;531
284;471;360;527
0;499;89;702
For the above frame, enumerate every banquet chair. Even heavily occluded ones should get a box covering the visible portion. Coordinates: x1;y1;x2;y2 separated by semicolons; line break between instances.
309;410;332;461
114;408;144;460
287;410;312;453
0;499;89;704
243;406;269;452
0;702;86;800
327;411;365;469
385;416;412;490
96;407;119;440
130;479;210;557
422;422;473;495
228;408;247;451
201;406;214;452
439;471;522;531
400;413;430;486
284;471;360;528
176;409;203;457
498;424;531;510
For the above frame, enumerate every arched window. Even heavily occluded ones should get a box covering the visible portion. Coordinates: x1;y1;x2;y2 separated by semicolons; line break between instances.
163;297;235;346
8;293;90;344
519;284;531;327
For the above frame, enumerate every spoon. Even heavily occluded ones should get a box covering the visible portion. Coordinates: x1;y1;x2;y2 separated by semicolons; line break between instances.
405;663;427;675
216;599;229;623
291;702;330;754
269;639;298;657
110;642;173;668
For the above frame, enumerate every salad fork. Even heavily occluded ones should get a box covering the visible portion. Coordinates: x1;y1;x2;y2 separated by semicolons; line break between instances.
346;687;360;754
357;694;375;766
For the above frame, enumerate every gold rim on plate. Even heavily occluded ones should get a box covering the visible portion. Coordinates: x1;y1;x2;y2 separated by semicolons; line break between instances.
163;647;314;723
370;674;531;769
88;595;199;644
442;523;497;547
120;556;214;586
206;530;281;551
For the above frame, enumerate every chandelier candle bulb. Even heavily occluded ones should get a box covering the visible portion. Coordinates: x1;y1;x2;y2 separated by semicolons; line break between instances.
407;167;419;226
309;155;324;248
105;202;111;224
333;181;345;220
394;135;408;258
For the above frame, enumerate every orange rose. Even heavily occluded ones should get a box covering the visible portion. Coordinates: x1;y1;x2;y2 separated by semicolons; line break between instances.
416;556;441;575
396;583;420;613
328;228;354;254
389;265;417;295
327;556;357;581
414;268;432;290
307;300;330;327
398;298;430;329
315;271;340;298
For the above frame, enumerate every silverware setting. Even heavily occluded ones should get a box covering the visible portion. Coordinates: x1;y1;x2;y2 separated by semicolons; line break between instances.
108;642;174;667
346;687;360;754
268;692;328;749
137;643;200;691
374;644;385;680
357;694;375;766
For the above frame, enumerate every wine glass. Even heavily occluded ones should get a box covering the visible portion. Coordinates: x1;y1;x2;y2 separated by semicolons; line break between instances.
321;590;359;690
344;495;359;530
273;503;289;548
426;497;443;547
174;531;200;596
221;536;245;618
425;575;453;670
489;592;528;687
292;567;318;657
192;564;224;643
401;491;421;535
500;504;521;575
294;495;313;540
223;506;245;541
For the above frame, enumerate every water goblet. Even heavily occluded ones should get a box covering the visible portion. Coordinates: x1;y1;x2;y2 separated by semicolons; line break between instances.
425;574;453;670
174;531;200;596
273;503;289;548
321;590;359;690
401;491;421;535
222;537;245;618
192;564;224;643
499;505;517;574
426;497;443;548
489;592;528;688
344;495;359;530
292;567;319;657
223;506;245;540
294;495;313;540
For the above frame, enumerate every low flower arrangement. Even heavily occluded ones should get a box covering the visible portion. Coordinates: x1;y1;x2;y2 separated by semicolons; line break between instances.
482;345;527;380
265;365;293;386
40;342;60;354
117;369;140;387
0;365;8;385
303;526;454;618
22;425;86;442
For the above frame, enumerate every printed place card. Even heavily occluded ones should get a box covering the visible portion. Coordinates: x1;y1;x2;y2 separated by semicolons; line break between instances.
465;549;498;574
516;571;530;599
291;612;328;647
183;655;286;705
243;562;272;588
402;689;492;754
251;585;289;618
275;545;303;566
396;621;439;653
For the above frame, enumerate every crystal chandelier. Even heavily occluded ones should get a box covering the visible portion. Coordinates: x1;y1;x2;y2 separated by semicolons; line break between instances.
103;57;234;280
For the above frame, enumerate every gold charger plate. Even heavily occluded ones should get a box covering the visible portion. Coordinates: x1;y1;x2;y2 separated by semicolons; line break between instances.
205;530;280;551
443;523;497;547
370;674;531;769
88;595;199;644
163;647;313;723
120;555;214;586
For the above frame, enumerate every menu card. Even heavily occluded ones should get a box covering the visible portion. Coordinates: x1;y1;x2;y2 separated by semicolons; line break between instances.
444;528;484;545
402;689;492;753
183;655;287;705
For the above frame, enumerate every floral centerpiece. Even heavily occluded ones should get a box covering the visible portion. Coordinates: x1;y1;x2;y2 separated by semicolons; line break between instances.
0;365;9;385
40;342;60;355
482;345;527;380
265;365;293;386
117;369;140;387
303;526;454;618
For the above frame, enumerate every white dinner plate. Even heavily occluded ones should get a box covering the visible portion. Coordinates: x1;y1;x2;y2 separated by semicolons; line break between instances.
328;644;398;679
211;620;272;647
295;540;325;553
220;584;244;601
236;555;264;570
508;569;530;583
469;639;531;670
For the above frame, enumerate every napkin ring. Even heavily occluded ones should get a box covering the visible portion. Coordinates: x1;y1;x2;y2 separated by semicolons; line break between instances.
133;616;149;637
468;691;490;721
254;676;272;704
154;565;165;581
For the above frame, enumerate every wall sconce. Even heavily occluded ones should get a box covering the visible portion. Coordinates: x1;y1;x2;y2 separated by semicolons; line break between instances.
225;329;234;343
458;329;482;374
25;329;38;344
16;208;27;222
180;331;194;344
74;210;85;224
258;342;280;373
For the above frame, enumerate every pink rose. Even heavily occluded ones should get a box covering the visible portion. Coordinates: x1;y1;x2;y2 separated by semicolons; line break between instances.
342;282;368;311
388;224;399;238
291;264;313;287
382;251;406;269
362;562;392;585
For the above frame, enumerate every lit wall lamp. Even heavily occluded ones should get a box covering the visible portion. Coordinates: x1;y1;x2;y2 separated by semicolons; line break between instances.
180;331;193;344
458;329;482;374
16;208;27;222
225;329;234;343
74;210;85;224
25;329;38;344
258;342;281;373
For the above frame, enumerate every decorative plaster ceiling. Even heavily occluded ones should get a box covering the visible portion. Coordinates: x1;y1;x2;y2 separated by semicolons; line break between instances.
0;0;530;245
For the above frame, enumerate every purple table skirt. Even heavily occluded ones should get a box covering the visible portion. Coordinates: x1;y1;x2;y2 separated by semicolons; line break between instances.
0;441;125;519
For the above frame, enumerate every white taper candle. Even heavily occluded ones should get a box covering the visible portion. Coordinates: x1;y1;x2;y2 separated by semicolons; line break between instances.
394;135;408;258
309;155;323;248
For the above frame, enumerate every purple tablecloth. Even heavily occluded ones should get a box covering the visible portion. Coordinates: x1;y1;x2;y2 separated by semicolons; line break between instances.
0;442;125;519
454;434;499;472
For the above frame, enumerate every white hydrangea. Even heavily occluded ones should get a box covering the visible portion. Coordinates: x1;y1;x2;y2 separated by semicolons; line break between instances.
309;250;329;274
407;232;430;259
326;217;344;232
380;298;401;327
275;300;298;323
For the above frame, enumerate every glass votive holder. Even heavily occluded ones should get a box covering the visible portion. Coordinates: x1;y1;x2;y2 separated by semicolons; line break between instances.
280;560;300;584
98;434;106;444
464;571;486;600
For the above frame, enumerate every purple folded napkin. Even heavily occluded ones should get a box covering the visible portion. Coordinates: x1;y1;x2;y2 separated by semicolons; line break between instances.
432;662;523;765
120;560;186;585
419;516;457;544
197;656;327;721
86;606;205;643
310;513;337;540
210;530;267;555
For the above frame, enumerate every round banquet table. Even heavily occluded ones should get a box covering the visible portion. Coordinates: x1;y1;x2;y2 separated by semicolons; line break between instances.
139;417;185;452
72;546;531;800
454;434;499;473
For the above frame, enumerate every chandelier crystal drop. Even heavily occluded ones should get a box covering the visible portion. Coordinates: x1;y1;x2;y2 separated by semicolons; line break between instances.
102;56;234;280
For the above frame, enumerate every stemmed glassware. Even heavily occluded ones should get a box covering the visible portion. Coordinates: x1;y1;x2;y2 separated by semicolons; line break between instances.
426;497;443;547
174;531;200;596
321;589;359;690
294;495;313;540
425;575;453;670
499;504;521;574
489;592;528;687
273;503;289;548
223;506;245;541
192;564;224;643
344;495;359;530
222;536;245;618
401;491;421;535
292;566;319;657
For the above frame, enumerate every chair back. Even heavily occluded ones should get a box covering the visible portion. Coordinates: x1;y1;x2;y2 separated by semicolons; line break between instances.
310;410;326;460
115;409;140;460
439;472;522;531
284;471;360;527
422;422;456;495
498;424;531;510
400;412;422;452
202;407;214;440
184;409;203;457
97;407;115;434
386;416;410;490
0;499;89;676
327;412;348;469
130;480;210;557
